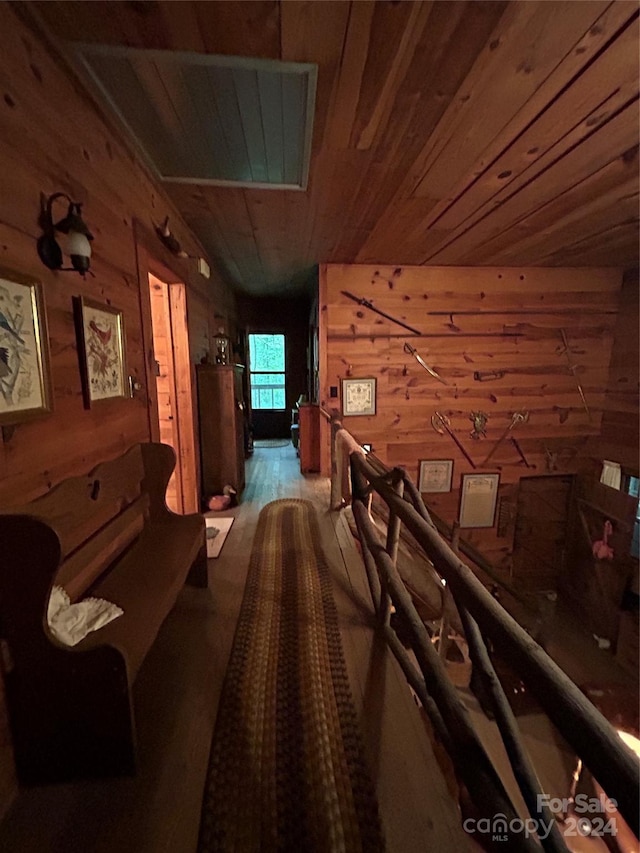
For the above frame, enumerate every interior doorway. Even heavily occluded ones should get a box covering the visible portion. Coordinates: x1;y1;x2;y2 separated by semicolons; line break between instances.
148;272;198;514
511;475;573;592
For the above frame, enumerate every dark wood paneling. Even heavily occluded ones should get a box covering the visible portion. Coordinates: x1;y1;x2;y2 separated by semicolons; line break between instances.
319;262;622;572
0;5;235;817
33;0;640;295
593;268;640;471
561;476;638;645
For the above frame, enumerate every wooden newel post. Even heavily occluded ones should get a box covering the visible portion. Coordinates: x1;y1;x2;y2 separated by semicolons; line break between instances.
350;451;370;506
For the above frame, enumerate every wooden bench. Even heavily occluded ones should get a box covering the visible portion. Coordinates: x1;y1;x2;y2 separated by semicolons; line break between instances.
0;442;207;785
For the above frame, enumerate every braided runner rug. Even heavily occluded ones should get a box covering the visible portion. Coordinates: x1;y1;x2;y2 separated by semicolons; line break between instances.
198;498;385;853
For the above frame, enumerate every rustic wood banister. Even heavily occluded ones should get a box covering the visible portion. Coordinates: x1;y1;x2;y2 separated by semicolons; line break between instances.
328;414;639;844
351;498;542;852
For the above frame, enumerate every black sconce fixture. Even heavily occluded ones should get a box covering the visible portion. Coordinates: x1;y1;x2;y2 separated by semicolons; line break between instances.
37;192;94;276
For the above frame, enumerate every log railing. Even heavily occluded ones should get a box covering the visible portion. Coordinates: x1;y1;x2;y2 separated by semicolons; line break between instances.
325;411;639;850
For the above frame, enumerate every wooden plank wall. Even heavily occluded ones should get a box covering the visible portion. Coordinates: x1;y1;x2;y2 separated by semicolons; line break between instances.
589;268;640;470
0;6;234;816
319;263;624;570
33;1;639;290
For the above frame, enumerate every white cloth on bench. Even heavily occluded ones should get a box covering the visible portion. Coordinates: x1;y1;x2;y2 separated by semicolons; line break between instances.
47;585;123;647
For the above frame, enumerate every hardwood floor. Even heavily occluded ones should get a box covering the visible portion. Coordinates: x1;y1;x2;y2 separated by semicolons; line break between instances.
0;444;467;852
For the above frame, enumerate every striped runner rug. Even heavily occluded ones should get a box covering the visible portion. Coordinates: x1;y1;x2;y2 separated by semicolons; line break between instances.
198;498;385;852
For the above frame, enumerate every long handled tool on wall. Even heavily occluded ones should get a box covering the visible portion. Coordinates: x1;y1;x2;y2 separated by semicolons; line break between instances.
404;342;448;384
481;410;529;467
558;328;591;421
431;411;477;468
341;291;421;335
510;437;533;468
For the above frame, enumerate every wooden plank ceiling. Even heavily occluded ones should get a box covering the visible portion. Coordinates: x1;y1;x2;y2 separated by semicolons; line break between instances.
35;0;640;296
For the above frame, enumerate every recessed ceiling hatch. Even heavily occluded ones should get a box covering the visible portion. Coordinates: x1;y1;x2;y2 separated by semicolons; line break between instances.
75;45;317;190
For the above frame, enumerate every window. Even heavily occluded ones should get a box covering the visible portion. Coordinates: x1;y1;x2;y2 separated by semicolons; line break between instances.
249;334;286;410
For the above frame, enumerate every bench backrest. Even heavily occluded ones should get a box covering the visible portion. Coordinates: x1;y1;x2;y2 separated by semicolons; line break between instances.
2;443;174;601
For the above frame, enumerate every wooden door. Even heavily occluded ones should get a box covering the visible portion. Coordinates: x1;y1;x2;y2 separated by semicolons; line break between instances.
148;274;198;514
511;475;573;591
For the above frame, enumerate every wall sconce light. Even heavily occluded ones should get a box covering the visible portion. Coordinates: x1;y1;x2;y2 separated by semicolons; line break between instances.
37;192;94;276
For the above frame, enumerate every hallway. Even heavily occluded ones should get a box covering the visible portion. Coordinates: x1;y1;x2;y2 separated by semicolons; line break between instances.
1;442;637;852
0;443;467;852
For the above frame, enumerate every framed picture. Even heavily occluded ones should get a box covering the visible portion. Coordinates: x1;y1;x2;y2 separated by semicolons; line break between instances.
0;266;53;426
419;459;453;493
342;377;376;417
458;472;500;528
74;296;127;407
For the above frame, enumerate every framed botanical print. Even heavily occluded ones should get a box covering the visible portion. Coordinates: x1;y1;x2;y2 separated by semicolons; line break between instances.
0;266;53;426
341;377;376;417
419;459;453;493
74;296;127;408
458;472;500;528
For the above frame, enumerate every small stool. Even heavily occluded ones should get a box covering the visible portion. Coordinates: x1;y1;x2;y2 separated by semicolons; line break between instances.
290;424;299;453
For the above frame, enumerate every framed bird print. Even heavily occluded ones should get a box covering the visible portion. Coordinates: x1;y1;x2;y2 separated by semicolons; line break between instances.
73;296;127;408
0;266;53;426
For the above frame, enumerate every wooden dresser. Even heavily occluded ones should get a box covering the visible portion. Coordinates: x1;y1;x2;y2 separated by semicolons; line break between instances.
197;364;246;498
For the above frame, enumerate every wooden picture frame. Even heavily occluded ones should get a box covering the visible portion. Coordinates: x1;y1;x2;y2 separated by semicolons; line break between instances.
418;459;453;493
341;377;376;417
458;472;500;528
0;266;53;426
74;296;127;408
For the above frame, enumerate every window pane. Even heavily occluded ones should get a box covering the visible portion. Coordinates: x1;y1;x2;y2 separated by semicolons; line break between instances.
258;388;272;409
251;372;285;387
249;334;285;372
272;388;286;409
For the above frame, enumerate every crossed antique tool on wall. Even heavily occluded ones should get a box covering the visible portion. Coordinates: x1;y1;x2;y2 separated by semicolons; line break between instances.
481;409;530;467
430;411;477;468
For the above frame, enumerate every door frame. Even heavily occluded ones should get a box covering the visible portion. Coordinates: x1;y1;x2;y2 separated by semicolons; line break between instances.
135;238;198;514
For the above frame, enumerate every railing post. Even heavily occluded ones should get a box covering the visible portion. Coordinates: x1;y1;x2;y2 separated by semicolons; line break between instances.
438;521;460;660
362;459;639;835
382;468;404;627
330;417;342;510
351;500;539;851
459;604;568;853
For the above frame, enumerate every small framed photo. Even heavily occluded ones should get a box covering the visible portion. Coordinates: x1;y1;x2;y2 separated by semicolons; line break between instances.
419;459;453;493
459;472;500;528
0;266;53;426
342;377;376;417
74;296;127;408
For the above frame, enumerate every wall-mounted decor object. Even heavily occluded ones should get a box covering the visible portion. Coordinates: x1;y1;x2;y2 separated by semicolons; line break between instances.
154;216;195;259
418;459;453;493
403;342;447;384
37;192;94;276
73;296;127;408
459;472;500;528
430;411;477;469
0;266;53;426
341;290;420;335
481;409;529;466
469;410;489;440
342;377;376;417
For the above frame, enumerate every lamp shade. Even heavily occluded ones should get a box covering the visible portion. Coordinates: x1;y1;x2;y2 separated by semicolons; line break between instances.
57;230;92;273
